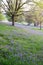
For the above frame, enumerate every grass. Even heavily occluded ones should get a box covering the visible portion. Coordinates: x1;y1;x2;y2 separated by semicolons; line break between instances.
0;23;43;65
32;27;43;31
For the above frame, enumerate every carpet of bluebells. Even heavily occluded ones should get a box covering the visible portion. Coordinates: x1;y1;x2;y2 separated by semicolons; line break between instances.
0;24;43;65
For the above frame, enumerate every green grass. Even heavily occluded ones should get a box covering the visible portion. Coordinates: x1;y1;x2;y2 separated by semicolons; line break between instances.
0;24;43;65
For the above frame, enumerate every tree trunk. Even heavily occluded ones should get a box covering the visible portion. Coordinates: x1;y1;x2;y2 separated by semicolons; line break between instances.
40;21;41;30
34;22;37;26
12;15;15;26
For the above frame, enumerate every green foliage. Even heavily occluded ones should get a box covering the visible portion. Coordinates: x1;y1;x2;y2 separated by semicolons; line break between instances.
33;0;43;9
37;2;43;8
6;15;12;21
0;24;43;65
0;13;6;21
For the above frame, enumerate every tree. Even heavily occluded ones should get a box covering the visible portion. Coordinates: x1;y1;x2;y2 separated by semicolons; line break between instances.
25;12;33;25
32;0;43;29
1;0;30;26
33;0;43;9
0;0;6;21
0;0;2;13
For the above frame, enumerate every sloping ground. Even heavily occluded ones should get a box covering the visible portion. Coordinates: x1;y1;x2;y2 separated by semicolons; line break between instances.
0;24;43;65
15;22;43;35
0;21;43;35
